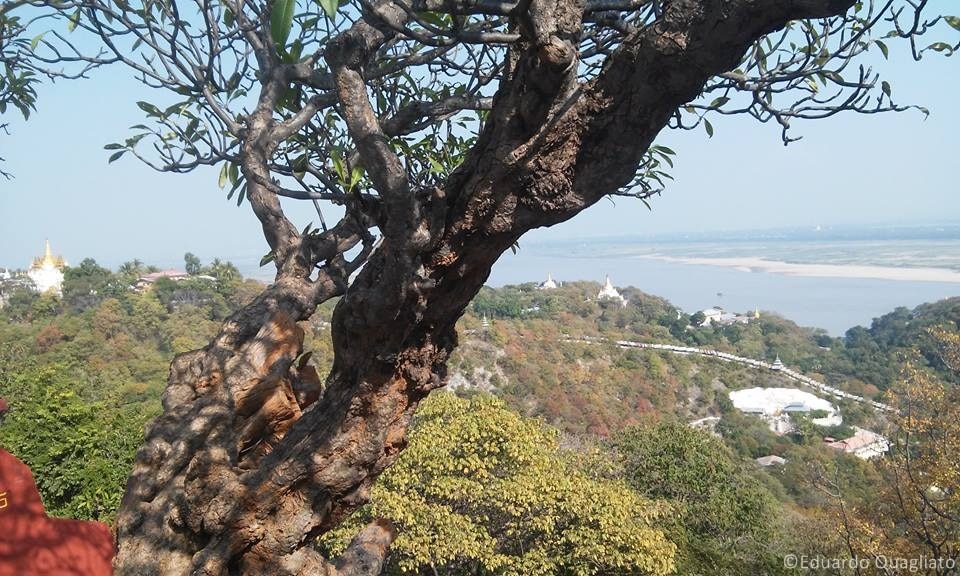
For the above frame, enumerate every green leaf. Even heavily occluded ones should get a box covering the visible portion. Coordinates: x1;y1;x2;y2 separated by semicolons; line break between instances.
926;42;953;53
317;0;339;20
227;176;245;200
260;251;276;267
331;150;347;183
125;133;148;147
944;16;960;31
67;9;80;32
270;0;296;50
704;119;714;138
655;145;676;156
822;71;843;84
418;10;448;27
881;80;891;98
349;166;364;189
136;101;161;117
218;163;229;189
185;117;200;140
709;96;729;108
108;150;126;163
30;33;46;52
103;143;124;150
874;40;889;60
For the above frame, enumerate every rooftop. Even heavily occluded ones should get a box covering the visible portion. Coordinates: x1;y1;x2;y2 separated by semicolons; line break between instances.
729;387;836;417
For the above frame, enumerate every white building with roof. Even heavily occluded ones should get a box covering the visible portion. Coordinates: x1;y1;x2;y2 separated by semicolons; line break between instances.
699;306;752;327
756;455;787;467
826;427;890;460
134;269;215;292
27;240;67;296
729;387;842;434
700;307;725;325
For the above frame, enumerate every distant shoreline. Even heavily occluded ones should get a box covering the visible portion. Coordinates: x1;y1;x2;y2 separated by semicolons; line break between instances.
641;255;960;284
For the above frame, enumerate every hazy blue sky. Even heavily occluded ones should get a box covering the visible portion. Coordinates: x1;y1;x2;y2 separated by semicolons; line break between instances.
1;20;957;272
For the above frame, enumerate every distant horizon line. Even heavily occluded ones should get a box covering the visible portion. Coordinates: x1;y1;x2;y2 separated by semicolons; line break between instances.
526;220;960;244
4;220;959;271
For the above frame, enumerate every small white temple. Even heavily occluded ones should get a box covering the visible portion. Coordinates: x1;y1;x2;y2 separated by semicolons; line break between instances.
771;355;784;371
597;275;626;306
536;273;558;290
28;240;67;296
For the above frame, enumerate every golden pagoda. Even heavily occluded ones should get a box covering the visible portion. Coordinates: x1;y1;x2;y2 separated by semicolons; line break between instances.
31;239;67;269
28;240;67;295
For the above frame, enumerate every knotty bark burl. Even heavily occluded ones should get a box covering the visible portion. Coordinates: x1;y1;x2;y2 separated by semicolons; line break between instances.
113;0;856;573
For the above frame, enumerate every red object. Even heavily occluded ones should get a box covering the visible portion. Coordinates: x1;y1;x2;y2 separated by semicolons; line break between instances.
0;448;115;575
0;398;8;414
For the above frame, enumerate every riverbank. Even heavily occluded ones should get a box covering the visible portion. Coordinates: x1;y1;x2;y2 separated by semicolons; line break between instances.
640;255;960;284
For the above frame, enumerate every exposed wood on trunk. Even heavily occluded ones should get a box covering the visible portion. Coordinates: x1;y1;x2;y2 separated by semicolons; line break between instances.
113;0;859;573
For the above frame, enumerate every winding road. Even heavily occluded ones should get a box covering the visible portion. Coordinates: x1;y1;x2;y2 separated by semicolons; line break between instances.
565;337;893;412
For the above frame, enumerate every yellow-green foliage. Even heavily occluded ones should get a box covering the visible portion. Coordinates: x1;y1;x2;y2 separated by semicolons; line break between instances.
321;393;676;575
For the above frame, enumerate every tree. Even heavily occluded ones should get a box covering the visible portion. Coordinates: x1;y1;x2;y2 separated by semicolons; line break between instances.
0;365;145;521
0;0;39;177
321;393;676;575
0;0;95;176
618;420;782;575
62;257;121;310
689;311;707;327
203;258;243;301
23;0;959;572
833;331;960;574
183;252;202;276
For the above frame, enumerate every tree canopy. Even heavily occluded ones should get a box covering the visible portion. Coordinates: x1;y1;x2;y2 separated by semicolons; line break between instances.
323;393;677;575
618;419;782;575
4;0;958;573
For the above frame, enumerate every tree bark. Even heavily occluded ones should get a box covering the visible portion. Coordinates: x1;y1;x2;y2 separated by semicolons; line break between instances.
113;0;856;573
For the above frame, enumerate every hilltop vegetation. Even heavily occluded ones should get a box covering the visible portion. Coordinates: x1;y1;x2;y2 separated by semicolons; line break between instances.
453;281;960;435
1;262;958;573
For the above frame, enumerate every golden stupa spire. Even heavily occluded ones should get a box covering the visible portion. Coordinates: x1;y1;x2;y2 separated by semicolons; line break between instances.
40;239;59;267
32;239;66;269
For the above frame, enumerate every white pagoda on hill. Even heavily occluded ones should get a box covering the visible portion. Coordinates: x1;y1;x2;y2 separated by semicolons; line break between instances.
28;240;67;296
597;275;626;306
537;273;558;290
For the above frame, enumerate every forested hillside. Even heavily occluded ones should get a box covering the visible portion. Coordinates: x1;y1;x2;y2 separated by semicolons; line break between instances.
1;262;957;574
452;281;960;435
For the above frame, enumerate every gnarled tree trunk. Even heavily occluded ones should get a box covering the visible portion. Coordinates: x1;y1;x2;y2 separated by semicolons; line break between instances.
112;0;857;573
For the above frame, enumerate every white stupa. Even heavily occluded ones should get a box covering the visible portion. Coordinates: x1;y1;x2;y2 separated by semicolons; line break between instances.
28;240;67;296
771;355;784;371
597;275;626;305
537;273;558;290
